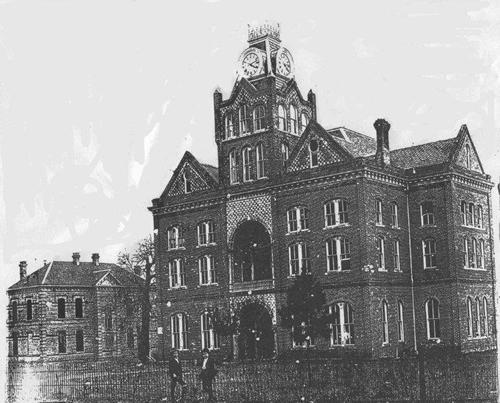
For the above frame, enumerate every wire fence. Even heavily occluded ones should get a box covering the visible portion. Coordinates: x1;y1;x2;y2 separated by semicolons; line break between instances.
6;351;498;402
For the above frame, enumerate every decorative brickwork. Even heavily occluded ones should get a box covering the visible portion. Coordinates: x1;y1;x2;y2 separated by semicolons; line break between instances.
227;194;272;244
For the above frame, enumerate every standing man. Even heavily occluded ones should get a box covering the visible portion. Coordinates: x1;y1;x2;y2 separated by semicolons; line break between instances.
167;350;186;401
199;348;217;402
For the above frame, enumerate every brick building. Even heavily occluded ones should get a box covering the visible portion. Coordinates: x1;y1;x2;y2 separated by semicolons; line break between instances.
7;253;145;362
150;23;496;359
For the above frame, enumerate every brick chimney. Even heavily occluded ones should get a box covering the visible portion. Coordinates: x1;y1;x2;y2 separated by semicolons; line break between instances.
91;253;100;266
374;118;391;166
19;261;27;280
72;252;81;265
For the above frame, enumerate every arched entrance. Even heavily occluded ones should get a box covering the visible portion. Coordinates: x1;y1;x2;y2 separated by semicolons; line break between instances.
237;303;274;359
233;221;272;282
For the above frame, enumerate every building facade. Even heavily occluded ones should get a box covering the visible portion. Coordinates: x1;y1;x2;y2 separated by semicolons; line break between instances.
7;253;144;362
150;24;496;359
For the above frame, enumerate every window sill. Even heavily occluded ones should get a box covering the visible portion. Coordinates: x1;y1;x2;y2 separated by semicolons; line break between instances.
375;223;384;227
325;270;351;274
464;266;486;271
196;243;217;248
382;342;390;346
323;223;350;230
423;266;438;270
461;224;485;231
390;225;401;230
378;268;387;272
286;229;311;235
167;247;186;252
198;283;219;287
169;286;187;290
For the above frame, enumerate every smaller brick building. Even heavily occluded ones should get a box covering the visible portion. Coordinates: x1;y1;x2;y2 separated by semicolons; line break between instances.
7;253;144;362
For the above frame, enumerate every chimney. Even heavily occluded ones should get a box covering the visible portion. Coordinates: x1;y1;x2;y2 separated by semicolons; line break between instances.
307;90;317;122
19;261;27;280
72;252;81;265
374;118;391;166
134;265;142;276
91;253;100;266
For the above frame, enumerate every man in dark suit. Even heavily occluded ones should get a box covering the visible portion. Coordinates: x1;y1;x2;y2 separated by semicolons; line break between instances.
167;350;186;401
199;348;217;402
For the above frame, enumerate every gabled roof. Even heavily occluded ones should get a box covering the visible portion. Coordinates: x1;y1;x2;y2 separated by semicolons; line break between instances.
8;261;143;290
328;127;377;157
390;138;457;169
201;163;219;183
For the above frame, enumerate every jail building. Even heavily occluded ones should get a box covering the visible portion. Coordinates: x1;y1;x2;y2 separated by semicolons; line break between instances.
7;253;144;362
150;23;496;359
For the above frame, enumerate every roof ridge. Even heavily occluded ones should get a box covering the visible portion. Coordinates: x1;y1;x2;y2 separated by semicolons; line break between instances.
392;137;456;153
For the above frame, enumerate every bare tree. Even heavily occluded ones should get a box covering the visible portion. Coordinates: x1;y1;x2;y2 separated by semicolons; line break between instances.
118;235;155;363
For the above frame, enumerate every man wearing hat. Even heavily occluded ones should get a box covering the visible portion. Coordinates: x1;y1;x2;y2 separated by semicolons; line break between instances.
199;348;217;401
167;350;186;401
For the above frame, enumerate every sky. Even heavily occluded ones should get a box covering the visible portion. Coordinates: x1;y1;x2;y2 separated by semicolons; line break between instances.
0;0;499;386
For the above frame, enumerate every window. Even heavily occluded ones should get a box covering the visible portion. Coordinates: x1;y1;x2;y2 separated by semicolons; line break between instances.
11;301;18;323
289;105;298;134
391;202;399;227
470;238;478;268
393;240;401;271
461;201;467;225
12;332;19;357
397;301;404;342
330;302;354;346
300;112;309;134
288;242;311;276
105;311;113;331
475;297;481;337
75;298;83;318
27;332;32;355
199;255;217;285
326;237;351;271
253;105;266;132
468;203;474;227
281;143;289;165
309;139;319;167
169;259;186;288
57;298;66;319
465;144;471;169
198;220;215;246
377;237;386;270
171;313;188;350
476;205;483;228
423;239;437;269
76;330;84;352
25;299;32;321
287;206;309;232
324;199;349;227
229;149;238;184
201;312;219;350
376;199;383;225
58;331;67;353
420;202;435;226
256;143;267;179
224;113;234;139
426;298;441;340
382;300;389;344
127;328;134;349
239;105;249;134
183;170;192;193
467;297;474;337
242;146;253;182
483;297;489;335
167;226;183;250
278;104;286;131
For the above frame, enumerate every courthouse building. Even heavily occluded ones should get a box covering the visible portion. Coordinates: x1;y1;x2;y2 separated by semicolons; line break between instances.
150;24;496;359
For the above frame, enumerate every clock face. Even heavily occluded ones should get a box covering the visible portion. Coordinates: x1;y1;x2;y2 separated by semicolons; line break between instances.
276;48;294;77
241;51;261;77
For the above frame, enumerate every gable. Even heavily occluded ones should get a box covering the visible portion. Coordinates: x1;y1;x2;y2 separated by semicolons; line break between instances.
167;162;211;196
96;271;121;287
453;126;484;173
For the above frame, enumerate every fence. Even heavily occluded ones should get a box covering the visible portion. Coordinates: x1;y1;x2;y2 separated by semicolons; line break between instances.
6;351;498;402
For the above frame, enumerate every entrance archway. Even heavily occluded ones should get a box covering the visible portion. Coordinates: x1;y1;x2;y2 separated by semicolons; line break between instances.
233;221;272;282
237;303;274;359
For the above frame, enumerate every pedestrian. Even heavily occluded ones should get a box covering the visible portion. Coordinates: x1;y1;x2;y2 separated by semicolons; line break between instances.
199;348;217;402
165;350;186;401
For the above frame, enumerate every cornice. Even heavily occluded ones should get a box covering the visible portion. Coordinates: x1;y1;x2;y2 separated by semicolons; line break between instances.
151;196;225;215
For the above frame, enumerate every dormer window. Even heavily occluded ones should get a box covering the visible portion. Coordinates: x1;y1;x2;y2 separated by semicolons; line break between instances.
300;112;309;134
253;105;266;132
224;113;234;139
278;104;286;131
183;171;192;193
289;105;298;134
239;105;249;134
309;139;319;167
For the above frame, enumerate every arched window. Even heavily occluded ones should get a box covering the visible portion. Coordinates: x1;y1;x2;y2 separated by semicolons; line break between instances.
105;310;113;330
199;255;217;285
287;206;309;232
281;142;289;165
470;238;478;268
76;329;84;352
326;237;351;271
420;201;435;226
426;298;441;340
183;170;192;194
382;300;389;344
475;297;481;337
288;242;311;276
376;199;383;225
465;144;471;169
324;199;349;226
300;112;309;134
58;298;66;319
197;220;215;246
422;239;437;269
476;205;483;228
239;105;249;134
391;202;399;227
393;240;401;271
466;297;473;337
169;258;185;288
75;297;83;318
278;104;286;131
224;113;234;139
229;149;238;184
171;313;188;350
461;201;467;225
468;203;475;226
397;301;404;342
477;239;485;268
289;105;298;134
26;299;33;321
309;139;319;167
167;226;183;250
329;302;354;346
242;146;253;182
201;312;219;350
253;105;266;132
463;237;469;268
483;297;489;335
256;143;267;179
377;237;386;270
